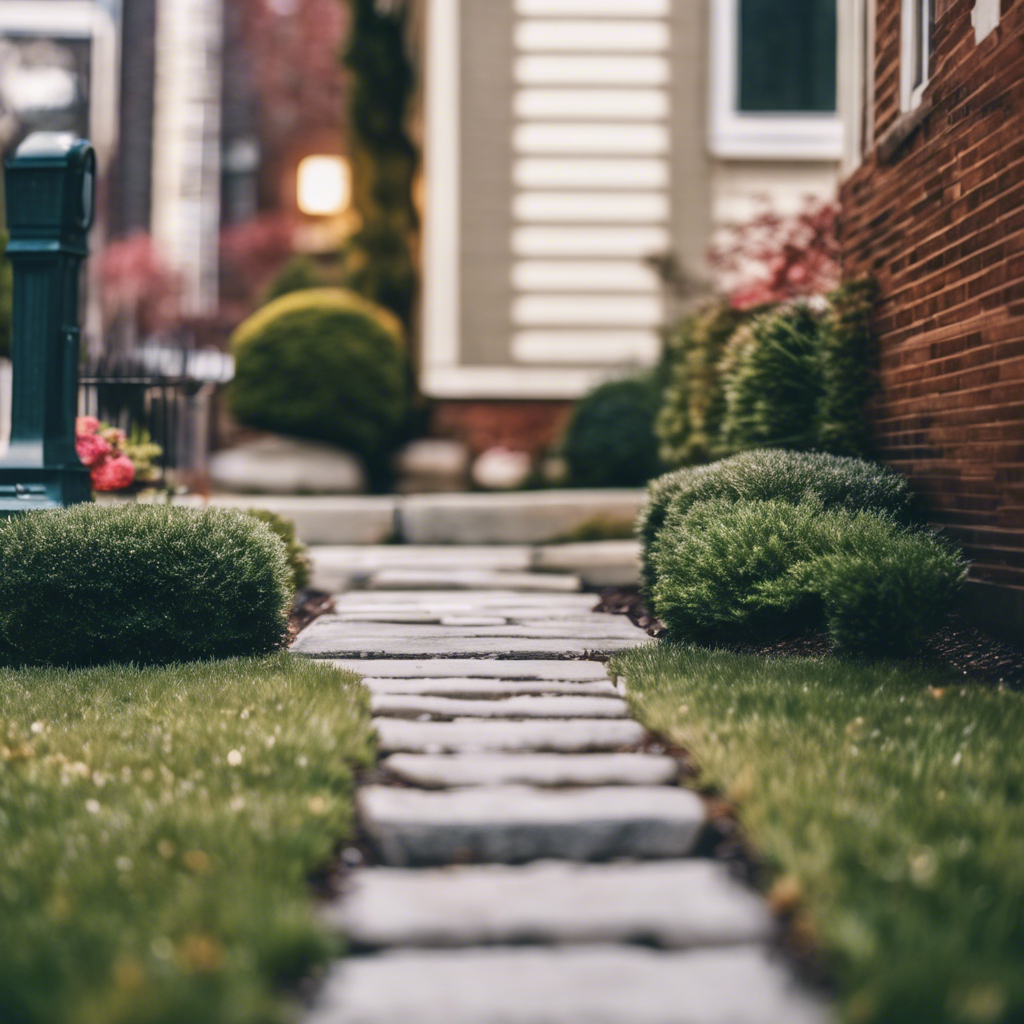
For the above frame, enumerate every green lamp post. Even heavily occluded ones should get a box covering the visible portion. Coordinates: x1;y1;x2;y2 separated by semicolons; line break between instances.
0;132;95;514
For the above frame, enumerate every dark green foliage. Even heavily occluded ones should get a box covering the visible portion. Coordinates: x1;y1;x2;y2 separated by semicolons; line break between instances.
0;504;292;666
720;303;824;451
261;254;325;304
562;375;665;487
637;448;918;596
229;287;409;471
651;496;965;653
0;230;11;361
246;508;312;592
341;0;418;327
655;302;749;466
817;277;878;456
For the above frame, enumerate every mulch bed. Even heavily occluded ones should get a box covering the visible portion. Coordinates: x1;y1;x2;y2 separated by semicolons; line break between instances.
288;589;335;643
594;587;1024;689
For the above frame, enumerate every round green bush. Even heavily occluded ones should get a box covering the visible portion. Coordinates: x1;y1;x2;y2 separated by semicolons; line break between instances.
0;504;292;667
637;449;919;597
246;508;312;592
229;288;409;469
650;496;965;653
561;375;664;488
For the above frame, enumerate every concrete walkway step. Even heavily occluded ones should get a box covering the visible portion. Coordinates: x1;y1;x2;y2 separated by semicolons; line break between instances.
373;717;646;754
358;785;707;865
306;945;829;1024
327;659;612;680
380;752;679;789
326;860;772;949
370;694;630;720
367;569;583;592
361;677;621;699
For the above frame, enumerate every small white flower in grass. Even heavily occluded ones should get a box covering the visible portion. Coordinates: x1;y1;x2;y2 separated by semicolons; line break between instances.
229;795;246;812
85;799;101;814
296;755;308;768
116;856;133;872
151;937;174;960
30;721;44;734
227;749;243;767
952;750;962;767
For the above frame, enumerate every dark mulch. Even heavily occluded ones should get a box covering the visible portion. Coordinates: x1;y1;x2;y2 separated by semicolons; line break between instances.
287;589;335;642
594;587;1024;688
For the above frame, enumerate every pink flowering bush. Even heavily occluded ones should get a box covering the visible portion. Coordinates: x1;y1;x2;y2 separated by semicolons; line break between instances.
75;417;161;492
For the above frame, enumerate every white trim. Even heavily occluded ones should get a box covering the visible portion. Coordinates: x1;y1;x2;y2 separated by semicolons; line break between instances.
708;0;842;161
839;0;867;174
0;1;118;169
421;365;633;399
899;0;931;112
971;0;999;44
421;0;461;384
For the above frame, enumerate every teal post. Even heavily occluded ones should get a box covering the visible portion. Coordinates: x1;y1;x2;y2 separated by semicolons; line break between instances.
0;132;95;513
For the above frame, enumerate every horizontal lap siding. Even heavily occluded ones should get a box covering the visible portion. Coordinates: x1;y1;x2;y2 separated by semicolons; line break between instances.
840;0;1024;588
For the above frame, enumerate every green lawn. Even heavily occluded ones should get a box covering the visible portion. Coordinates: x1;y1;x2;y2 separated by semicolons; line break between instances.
0;655;373;1024
611;643;1024;1024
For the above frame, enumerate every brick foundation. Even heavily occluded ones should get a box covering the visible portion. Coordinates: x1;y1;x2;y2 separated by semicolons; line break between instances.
430;401;574;458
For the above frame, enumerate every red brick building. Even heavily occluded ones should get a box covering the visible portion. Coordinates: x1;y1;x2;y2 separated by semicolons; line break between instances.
839;0;1024;630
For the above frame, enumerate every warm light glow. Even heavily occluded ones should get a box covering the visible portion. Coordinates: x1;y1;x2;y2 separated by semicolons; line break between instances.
296;155;351;216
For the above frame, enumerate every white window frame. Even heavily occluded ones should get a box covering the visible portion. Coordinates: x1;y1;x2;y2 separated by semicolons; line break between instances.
900;0;932;112
708;0;842;161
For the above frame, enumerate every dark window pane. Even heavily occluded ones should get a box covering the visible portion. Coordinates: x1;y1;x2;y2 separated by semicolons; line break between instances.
738;0;836;113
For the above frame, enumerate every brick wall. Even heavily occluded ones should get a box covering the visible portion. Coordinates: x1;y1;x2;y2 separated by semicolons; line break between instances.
840;0;1024;592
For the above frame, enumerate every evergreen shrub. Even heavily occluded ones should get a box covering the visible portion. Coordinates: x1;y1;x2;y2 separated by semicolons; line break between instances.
651;497;965;653
0;504;292;666
637;448;918;596
654;302;748;466
229;287;409;471
562;375;664;488
246;509;312;592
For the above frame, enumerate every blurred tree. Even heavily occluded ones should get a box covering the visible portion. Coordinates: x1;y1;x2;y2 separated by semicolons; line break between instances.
340;0;418;329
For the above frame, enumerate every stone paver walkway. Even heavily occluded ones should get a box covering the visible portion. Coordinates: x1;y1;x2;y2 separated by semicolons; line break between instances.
294;563;829;1024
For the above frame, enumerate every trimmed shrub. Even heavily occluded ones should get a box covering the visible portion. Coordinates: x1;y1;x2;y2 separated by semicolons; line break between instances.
655;302;749;466
0;505;291;666
561;375;665;488
246;509;312;592
261;254;324;304
637;449;919;596
720;303;824;451
816;278;878;457
651;497;965;653
229;288;409;472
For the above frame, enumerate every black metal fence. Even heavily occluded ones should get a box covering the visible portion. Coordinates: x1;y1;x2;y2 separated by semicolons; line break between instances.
77;346;233;488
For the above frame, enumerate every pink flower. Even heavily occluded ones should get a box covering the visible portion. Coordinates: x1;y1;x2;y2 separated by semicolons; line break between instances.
76;416;100;436
76;432;112;467
90;455;135;492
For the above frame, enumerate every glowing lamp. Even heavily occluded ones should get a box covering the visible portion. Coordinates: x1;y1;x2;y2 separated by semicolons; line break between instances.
296;155;351;216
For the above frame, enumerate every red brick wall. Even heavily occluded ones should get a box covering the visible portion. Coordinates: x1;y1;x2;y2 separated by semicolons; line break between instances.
430;401;573;458
840;0;1024;589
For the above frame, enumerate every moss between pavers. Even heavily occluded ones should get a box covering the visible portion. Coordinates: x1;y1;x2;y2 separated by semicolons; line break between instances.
0;654;373;1024
611;643;1024;1024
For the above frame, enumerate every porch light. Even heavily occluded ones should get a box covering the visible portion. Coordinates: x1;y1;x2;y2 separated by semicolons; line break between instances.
296;155;351;216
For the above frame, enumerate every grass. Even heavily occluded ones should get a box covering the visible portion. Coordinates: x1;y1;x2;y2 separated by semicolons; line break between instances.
611;643;1024;1024
0;654;374;1024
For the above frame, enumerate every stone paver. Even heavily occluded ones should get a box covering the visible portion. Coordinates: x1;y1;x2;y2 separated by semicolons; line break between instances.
312;619;644;640
532;540;642;589
295;630;641;659
306;945;829;1024
367;569;583;592
373;717;646;754
371;694;629;720
327;860;772;949
357;785;707;865
327;659;613;680
362;677;621;698
335;590;601;610
380;753;678;789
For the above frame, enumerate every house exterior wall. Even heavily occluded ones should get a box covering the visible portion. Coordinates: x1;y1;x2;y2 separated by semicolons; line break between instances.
421;0;840;425
839;0;1024;593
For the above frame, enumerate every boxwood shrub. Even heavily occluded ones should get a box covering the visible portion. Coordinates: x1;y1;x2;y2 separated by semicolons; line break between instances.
246;508;312;592
562;375;664;488
637;449;919;596
229;287;409;472
0;504;292;667
650;497;965;654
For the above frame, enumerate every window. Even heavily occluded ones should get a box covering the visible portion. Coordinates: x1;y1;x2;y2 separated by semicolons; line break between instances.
900;0;932;111
709;0;842;160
